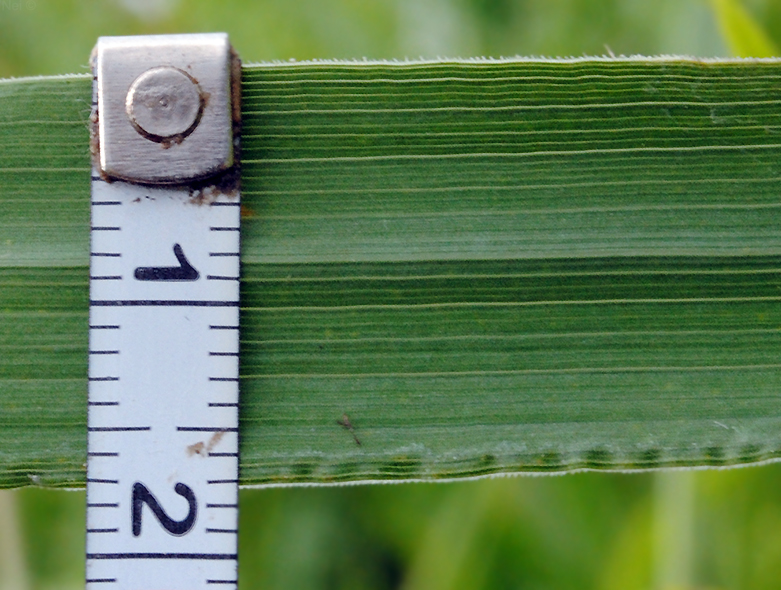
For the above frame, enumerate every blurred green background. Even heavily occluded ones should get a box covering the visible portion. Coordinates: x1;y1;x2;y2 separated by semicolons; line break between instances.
3;0;781;588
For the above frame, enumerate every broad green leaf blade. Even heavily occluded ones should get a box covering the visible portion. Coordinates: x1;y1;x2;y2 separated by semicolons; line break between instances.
3;60;781;488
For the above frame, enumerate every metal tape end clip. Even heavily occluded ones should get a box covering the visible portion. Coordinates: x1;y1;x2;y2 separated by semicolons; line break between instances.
92;33;240;185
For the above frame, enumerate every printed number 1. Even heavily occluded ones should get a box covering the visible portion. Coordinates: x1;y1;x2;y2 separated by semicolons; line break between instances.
132;482;197;536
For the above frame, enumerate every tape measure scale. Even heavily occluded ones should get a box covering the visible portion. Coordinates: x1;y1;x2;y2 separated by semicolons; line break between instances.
86;34;241;590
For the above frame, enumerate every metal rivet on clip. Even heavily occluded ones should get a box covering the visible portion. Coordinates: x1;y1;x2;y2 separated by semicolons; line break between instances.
126;66;204;142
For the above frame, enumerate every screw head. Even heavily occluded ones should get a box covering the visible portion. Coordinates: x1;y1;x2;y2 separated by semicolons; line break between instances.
125;66;203;142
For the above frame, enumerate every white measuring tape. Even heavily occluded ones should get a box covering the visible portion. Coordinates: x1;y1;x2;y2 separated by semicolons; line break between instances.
86;34;241;590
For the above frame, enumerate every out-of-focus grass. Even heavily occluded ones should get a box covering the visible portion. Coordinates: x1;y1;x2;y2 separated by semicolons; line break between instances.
711;0;779;56
0;0;735;78
8;465;781;589
2;0;781;588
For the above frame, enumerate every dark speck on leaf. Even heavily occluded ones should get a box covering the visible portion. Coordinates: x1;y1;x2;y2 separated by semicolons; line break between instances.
337;413;361;446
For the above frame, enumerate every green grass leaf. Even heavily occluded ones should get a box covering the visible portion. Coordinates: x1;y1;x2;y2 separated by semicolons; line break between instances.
3;59;781;488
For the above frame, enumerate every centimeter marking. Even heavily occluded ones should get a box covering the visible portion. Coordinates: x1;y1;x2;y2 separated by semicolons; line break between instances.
86;176;241;589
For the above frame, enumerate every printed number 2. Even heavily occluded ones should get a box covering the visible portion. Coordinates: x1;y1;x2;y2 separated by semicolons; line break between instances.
132;482;197;536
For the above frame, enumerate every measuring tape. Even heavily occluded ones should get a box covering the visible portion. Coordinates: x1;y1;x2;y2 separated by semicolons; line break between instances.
86;34;241;589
